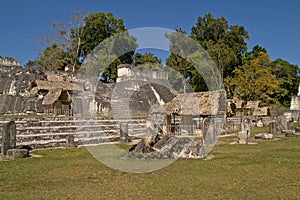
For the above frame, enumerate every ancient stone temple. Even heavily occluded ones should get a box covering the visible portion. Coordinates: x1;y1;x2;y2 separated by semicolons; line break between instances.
0;57;21;73
111;64;175;117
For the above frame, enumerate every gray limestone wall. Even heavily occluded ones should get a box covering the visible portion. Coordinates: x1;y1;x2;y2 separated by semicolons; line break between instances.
0;66;48;114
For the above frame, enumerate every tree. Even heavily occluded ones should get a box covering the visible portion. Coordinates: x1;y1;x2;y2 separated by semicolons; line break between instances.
33;10;87;72
132;52;164;71
269;58;300;106
165;30;203;93
166;53;194;93
78;12;137;82
205;39;236;80
191;13;228;46
190;13;249;79
80;30;138;82
225;52;279;103
244;45;267;63
77;12;126;60
134;52;162;66
38;43;67;71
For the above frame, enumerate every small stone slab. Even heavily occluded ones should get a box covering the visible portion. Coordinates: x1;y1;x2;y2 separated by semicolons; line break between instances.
255;133;274;140
7;149;29;159
282;130;300;137
238;131;248;144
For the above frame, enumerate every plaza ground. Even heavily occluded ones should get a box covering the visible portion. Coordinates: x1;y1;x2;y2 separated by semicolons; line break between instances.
0;134;299;199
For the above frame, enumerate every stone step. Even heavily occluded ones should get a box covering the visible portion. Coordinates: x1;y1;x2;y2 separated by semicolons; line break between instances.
19;124;119;130
80;136;120;144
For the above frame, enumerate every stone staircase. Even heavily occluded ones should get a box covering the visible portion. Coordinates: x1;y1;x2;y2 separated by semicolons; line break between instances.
0;118;148;149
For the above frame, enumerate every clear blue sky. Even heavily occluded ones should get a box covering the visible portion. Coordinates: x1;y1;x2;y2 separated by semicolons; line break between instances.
0;0;299;67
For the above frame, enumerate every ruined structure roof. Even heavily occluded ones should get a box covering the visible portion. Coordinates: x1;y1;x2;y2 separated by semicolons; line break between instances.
33;80;84;92
42;89;62;105
153;90;225;116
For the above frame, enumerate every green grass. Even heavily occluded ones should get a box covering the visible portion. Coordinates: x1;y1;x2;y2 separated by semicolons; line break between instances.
250;126;269;135
1;137;300;199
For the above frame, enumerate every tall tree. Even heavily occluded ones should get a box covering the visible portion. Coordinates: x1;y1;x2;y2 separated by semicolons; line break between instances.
191;13;228;46
80;30;138;82
225;52;279;103
78;12;137;81
165;30;200;93
269;58;300;106
166;53;194;93
190;13;249;79
77;12;126;60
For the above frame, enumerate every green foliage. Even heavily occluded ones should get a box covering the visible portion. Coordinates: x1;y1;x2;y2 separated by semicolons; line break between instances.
31;10;299;107
190;13;249;78
226;52;279;103
166;31;208;93
245;45;267;63
38;43;67;70
79;30;138;82
166;53;195;93
191;13;229;44
269;58;300;106
134;52;162;66
78;12;126;60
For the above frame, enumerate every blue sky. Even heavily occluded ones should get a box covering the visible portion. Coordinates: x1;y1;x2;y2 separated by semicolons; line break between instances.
0;0;299;67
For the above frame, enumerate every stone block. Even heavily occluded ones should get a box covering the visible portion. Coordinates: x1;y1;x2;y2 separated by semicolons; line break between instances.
1;121;16;156
120;123;129;143
238;131;248;144
255;133;274;140
7;149;29;159
269;121;277;137
66;135;75;148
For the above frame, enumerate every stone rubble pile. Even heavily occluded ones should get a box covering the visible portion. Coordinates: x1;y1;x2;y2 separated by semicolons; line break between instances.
128;133;205;159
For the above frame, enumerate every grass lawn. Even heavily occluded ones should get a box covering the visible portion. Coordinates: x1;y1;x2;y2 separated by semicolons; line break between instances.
0;136;299;199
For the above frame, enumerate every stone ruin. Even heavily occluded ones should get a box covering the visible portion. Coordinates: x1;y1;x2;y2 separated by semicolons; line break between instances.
0;56;21;73
2;56;298;158
0;61;175;118
0;120;31;159
226;98;269;117
129;133;204;159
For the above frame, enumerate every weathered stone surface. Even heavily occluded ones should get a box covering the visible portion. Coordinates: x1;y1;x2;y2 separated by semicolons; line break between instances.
1;121;16;156
289;120;295;130
238;131;248;144
253;107;269;116
129;133;203;159
0;66;46;114
255;133;274;140
242;118;251;138
295;127;300;132
282;130;300;137
0;118;148;149
7;149;28;159
66;135;75;148
277;115;288;131
257;119;264;127
269;121;277;137
120;123;129;143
